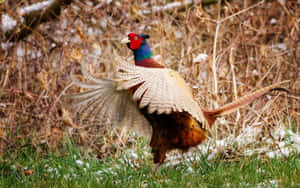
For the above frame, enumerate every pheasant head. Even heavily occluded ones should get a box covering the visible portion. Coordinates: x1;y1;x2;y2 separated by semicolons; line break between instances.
121;33;164;68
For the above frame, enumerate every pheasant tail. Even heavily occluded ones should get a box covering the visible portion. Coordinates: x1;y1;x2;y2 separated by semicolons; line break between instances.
202;82;289;126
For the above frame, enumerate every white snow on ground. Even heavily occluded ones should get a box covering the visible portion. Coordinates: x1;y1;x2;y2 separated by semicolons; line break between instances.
18;0;55;15
138;0;201;15
1;14;17;32
175;31;183;39
100;0;112;4
16;44;25;64
193;53;208;63
30;126;299;182
75;160;84;165
163;126;300;166
153;55;161;61
270;18;277;24
278;0;286;5
256;180;279;188
153;1;182;12
92;43;102;56
1;42;13;51
16;45;25;57
100;19;107;29
153;0;199;12
269;43;287;52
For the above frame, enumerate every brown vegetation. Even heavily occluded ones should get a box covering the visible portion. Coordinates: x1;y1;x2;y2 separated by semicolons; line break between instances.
0;0;299;158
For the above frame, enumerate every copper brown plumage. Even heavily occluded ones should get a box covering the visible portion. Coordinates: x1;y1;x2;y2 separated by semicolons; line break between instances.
71;33;288;167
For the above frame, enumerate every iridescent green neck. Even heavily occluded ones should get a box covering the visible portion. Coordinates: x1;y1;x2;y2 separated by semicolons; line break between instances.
133;41;152;61
134;51;152;61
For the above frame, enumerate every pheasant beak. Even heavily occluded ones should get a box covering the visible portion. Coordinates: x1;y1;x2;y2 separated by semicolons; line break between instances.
121;37;130;44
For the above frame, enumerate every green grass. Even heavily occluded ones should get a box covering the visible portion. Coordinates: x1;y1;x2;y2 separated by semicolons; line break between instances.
1;138;299;188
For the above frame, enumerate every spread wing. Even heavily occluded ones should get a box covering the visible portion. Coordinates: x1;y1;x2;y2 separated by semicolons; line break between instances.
70;63;152;139
115;58;206;127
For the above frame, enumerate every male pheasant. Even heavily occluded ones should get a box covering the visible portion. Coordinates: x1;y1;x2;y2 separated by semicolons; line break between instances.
71;33;287;167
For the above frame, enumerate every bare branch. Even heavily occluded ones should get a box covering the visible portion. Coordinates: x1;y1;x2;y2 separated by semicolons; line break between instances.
1;0;73;42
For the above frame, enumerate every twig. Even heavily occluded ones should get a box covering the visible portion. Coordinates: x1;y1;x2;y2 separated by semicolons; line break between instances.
248;95;280;126
205;0;265;107
57;82;73;101
1;0;73;42
211;0;221;109
220;0;265;23
211;0;222;144
229;47;240;130
138;0;218;15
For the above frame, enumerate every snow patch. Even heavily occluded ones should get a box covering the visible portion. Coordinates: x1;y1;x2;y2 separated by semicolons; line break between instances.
153;55;161;61
153;0;193;12
92;43;102;56
164;126;300;166
75;160;84;165
10;165;17;170
1;42;13;50
16;46;25;57
272;126;286;140
186;166;194;173
18;0;55;15
175;31;183;39
193;53;208;63
252;69;258;75
269;43;287;52
270;18;277;24
1;14;17;32
115;1;121;7
138;0;195;15
100;19;107;29
269;180;279;187
102;0;112;4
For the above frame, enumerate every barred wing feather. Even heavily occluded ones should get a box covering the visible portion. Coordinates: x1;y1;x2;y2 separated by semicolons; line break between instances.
70;64;152;138
116;60;206;127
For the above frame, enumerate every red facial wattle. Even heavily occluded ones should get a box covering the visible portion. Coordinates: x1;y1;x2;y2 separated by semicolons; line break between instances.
129;40;142;50
128;33;142;50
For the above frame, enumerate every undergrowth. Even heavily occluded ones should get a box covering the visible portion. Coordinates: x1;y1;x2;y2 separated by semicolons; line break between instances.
0;0;299;156
1;137;299;188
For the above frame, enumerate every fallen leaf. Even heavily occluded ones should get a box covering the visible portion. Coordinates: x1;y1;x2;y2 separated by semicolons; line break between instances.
37;71;49;90
69;48;83;63
24;169;34;176
62;108;76;127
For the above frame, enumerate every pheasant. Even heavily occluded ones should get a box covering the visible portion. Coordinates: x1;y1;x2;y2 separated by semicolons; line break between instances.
71;33;288;167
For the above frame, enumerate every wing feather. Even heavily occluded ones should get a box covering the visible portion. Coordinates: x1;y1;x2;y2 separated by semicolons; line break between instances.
70;64;152;138
71;56;208;135
115;59;207;128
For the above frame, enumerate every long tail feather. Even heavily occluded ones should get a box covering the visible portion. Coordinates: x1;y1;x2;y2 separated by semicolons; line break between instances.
202;82;290;127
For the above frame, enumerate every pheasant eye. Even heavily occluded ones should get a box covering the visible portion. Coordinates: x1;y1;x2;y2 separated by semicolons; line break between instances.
134;36;139;40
